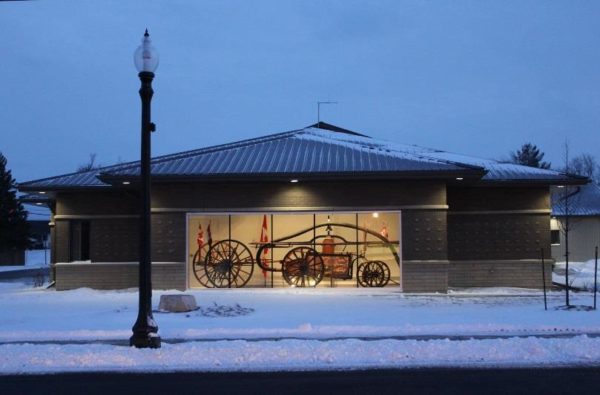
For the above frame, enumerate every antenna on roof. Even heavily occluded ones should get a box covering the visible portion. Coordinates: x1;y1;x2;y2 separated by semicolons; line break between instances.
317;101;337;127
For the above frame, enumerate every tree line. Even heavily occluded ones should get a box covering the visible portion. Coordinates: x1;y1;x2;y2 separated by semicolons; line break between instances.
511;143;599;184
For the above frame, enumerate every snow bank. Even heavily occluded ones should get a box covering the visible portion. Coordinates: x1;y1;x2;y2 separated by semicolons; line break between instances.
553;259;599;291
1;336;599;374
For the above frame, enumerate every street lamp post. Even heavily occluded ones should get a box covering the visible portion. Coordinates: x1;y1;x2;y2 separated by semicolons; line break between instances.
130;29;161;348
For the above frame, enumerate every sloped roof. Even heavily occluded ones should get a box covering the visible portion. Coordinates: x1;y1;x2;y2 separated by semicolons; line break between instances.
552;183;600;217
18;123;584;191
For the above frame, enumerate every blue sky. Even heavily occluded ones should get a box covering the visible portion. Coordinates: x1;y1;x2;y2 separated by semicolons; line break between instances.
1;0;599;183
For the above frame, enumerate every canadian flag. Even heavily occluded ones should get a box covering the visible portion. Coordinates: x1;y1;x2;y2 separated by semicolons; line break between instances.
196;224;204;249
260;214;270;277
380;225;389;239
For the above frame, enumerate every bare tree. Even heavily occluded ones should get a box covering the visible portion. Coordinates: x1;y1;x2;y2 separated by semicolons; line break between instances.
552;142;585;307
569;153;599;184
77;154;101;172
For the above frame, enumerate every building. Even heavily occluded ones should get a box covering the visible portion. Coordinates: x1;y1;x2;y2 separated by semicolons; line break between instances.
18;123;586;292
551;183;600;263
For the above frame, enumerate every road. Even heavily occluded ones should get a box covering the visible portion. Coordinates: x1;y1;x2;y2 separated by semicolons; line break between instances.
1;367;599;395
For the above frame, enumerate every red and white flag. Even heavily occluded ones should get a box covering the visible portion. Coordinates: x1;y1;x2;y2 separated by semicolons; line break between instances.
196;224;204;249
260;214;270;277
380;225;389;239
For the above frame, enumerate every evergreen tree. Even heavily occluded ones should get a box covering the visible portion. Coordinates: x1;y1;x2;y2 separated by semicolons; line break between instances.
0;153;29;252
510;143;551;169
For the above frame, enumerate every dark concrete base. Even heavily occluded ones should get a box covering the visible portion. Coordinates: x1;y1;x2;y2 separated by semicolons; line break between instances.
402;261;449;293
55;262;186;291
449;259;553;289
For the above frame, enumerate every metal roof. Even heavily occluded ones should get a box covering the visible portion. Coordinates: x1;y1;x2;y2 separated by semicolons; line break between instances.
552;183;600;217
18;123;584;191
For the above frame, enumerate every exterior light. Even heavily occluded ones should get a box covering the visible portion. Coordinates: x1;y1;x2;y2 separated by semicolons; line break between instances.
39;191;46;195
134;30;159;73
557;185;565;188
35;203;43;206
372;212;379;218
290;179;299;183
122;181;131;185
130;30;161;349
456;177;464;181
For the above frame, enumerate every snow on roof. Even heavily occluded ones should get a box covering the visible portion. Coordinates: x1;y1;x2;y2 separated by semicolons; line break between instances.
552;183;600;217
19;123;582;191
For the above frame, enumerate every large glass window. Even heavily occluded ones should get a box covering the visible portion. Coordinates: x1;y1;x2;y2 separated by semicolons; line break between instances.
187;212;401;289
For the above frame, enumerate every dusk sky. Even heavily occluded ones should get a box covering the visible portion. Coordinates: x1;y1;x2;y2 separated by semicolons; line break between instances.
1;0;599;184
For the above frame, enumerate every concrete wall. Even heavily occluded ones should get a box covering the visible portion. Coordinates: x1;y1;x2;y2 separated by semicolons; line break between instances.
449;260;552;288
551;217;600;263
55;262;185;291
152;180;446;211
400;210;448;292
402;261;448;292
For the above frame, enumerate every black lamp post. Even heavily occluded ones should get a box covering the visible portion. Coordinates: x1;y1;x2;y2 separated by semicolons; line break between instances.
130;29;161;348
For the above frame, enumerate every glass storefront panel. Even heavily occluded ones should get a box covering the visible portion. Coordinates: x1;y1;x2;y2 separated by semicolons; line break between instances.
188;211;401;289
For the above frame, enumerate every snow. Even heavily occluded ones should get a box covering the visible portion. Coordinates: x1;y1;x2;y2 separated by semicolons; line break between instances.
1;252;599;372
0;280;599;373
297;128;570;181
1;336;600;374
554;259;599;291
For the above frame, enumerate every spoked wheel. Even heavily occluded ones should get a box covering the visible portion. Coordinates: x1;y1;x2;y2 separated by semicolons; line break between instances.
204;239;255;288
357;260;390;287
282;247;325;287
192;244;213;287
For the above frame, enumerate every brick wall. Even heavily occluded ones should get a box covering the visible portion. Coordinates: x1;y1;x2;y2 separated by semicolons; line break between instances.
91;218;139;262
152;213;186;262
401;210;448;261
448;213;550;260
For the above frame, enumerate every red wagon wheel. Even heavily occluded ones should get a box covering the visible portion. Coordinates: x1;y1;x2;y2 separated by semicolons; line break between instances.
282;247;325;287
204;240;255;288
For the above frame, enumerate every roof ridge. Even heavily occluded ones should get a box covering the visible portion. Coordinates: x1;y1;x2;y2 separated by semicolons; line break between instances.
302;130;486;172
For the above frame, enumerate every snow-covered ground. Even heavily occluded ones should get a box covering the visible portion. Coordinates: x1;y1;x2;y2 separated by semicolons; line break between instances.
0;279;599;374
554;259;599;291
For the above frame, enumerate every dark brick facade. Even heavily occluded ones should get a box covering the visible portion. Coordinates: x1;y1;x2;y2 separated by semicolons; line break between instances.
447;213;550;260
91;218;139;262
401;210;447;261
49;181;554;292
151;213;186;262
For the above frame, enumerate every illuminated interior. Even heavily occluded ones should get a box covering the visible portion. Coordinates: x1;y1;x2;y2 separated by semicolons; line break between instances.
187;212;401;288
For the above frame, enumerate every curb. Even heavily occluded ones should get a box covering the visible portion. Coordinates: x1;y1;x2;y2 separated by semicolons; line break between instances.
2;331;600;347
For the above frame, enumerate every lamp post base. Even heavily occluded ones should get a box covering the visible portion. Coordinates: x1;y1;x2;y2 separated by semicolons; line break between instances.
130;332;161;348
